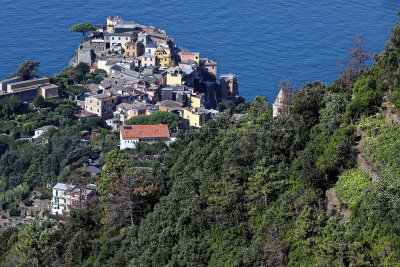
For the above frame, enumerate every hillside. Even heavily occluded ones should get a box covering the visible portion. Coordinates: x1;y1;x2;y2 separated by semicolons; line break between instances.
2;17;400;267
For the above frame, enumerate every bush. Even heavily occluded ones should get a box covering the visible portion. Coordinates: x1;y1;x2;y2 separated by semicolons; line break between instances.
93;68;107;74
39;192;52;200
9;207;21;217
390;90;400;109
22;199;34;206
336;168;372;208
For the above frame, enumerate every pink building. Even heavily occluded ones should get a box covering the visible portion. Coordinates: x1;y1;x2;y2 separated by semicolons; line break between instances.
179;52;200;65
199;58;217;76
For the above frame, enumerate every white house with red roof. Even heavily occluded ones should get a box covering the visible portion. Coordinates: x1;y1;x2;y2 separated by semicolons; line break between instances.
120;124;171;150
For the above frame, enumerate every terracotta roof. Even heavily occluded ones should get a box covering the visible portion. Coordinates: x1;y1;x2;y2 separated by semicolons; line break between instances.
120;125;170;139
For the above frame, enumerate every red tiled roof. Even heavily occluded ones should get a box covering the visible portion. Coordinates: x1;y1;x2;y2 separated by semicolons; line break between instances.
90;66;98;70
120;125;170;139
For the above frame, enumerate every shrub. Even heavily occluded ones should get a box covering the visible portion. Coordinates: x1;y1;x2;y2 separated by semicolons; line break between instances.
39;192;51;200
9;207;21;217
336;168;372;208
22;199;34;206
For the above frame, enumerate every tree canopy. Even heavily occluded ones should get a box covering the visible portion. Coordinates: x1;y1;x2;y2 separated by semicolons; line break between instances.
8;60;40;80
69;23;95;41
124;111;180;129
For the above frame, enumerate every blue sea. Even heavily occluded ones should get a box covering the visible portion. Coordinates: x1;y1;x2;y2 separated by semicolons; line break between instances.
1;0;400;101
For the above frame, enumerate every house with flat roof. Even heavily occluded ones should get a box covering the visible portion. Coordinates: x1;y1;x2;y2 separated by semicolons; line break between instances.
32;125;57;139
120;124;171;150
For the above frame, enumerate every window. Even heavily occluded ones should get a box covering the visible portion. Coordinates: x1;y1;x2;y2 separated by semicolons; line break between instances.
127;52;129;56
55;197;59;203
112;37;114;40
150;64;153;67
106;37;109;40
103;47;105;51
97;102;99;105
148;49;151;53
164;64;167;67
90;100;92;103
142;39;144;42
119;37;121;40
145;57;147;61
126;37;128;40
56;190;58;196
150;58;153;61
90;107;92;111
97;108;99;113
133;52;135;57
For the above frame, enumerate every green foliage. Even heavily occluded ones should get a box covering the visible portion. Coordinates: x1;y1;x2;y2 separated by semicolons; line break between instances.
320;91;349;125
0;227;18;262
22;198;34;206
33;95;45;108
359;114;400;175
69;22;95;40
336;168;371;208
0;95;24;119
8;60;40;80
247;96;271;125
93;68;107;74
125;111;180;128
290;81;327;130
0;183;29;203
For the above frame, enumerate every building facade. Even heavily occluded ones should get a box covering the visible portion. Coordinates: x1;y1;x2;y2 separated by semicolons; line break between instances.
120;124;171;150
84;94;118;119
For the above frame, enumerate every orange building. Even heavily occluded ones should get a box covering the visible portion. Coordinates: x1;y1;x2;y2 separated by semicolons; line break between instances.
125;42;143;58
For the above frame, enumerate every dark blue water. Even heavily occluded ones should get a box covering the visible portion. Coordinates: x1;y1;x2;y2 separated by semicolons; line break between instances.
1;0;399;101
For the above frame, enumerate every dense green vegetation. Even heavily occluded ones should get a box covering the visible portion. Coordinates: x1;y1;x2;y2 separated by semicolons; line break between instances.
3;15;400;267
124;111;180;128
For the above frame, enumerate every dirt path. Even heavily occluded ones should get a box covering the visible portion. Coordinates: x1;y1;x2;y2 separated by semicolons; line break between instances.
326;187;350;223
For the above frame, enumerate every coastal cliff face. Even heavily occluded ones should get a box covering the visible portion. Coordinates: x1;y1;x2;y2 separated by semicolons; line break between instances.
2;16;400;267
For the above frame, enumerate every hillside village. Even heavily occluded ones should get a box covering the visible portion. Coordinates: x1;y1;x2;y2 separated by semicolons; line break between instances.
73;16;240;130
0;16;251;221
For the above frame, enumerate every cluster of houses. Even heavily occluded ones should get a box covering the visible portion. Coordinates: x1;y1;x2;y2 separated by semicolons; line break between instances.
73;16;240;135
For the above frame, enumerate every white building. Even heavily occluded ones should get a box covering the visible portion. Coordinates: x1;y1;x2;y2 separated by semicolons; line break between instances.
272;87;291;117
120;124;171;150
104;32;133;50
32;125;57;139
144;43;158;56
51;183;98;215
51;183;75;215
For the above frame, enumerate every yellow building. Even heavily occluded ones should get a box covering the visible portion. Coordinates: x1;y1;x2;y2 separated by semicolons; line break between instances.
190;95;202;109
164;70;184;86
183;108;208;128
155;47;172;69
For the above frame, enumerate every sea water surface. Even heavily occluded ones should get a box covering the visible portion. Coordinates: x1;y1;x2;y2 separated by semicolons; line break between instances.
1;0;400;101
